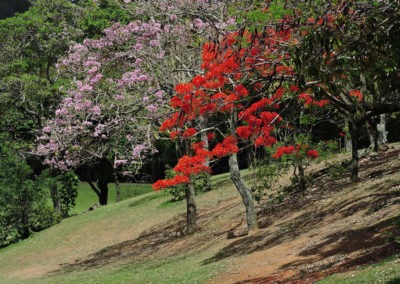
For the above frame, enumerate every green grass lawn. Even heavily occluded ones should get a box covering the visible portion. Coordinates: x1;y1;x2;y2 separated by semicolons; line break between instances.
72;182;153;214
318;254;400;284
0;172;238;284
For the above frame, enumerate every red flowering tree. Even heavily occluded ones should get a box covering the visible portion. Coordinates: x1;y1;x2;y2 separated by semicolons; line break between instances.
293;1;400;181
153;9;315;232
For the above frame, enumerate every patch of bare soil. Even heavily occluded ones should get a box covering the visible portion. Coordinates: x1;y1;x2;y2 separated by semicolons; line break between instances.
57;147;400;283
213;147;400;283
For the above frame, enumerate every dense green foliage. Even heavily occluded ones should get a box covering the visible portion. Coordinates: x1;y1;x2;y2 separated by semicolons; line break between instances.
0;147;56;248
58;172;80;217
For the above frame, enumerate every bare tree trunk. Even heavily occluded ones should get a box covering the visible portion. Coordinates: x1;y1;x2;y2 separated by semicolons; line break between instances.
349;120;360;182
97;179;108;205
229;152;258;230
377;114;388;146
367;115;387;153
296;165;306;192
50;182;61;214
345;120;352;152
113;169;121;202
228;111;258;230
83;163;110;206
367;118;379;152
199;116;211;191
185;180;197;234
177;140;198;234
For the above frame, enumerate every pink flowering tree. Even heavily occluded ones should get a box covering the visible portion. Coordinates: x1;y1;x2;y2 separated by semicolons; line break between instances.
37;0;238;205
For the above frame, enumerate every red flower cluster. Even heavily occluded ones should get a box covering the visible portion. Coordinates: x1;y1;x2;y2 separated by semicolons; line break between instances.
307;150;319;159
207;132;215;141
236;126;253;139
254;136;277;147
212;136;239;157
175;83;193;95
299;93;330;107
152;175;190;191
174;155;211;176
272;146;295;158
235;84;249;97
349;90;363;101
169;131;180;139
182;128;197;138
160;112;182;132
192;76;206;88
170;96;183;108
191;141;211;158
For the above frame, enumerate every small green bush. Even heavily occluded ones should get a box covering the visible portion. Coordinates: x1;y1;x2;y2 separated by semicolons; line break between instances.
58;172;79;217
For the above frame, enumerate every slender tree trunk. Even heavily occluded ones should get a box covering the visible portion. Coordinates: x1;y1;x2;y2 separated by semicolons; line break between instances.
344;120;352;152
297;165;306;192
98;179;108;205
368;114;388;152
177;140;198;234
113;169;121;202
377;114;388;146
84;164;109;206
185;180;197;234
229;153;258;230
50;182;61;214
228;111;258;230
367;118;379;152
199;116;211;191
349;121;360;182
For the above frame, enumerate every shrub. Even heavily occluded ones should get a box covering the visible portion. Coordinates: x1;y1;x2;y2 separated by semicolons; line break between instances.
58;171;79;217
0;150;57;247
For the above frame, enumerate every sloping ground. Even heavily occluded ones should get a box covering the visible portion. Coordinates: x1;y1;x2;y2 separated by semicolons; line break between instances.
213;147;400;283
0;147;400;283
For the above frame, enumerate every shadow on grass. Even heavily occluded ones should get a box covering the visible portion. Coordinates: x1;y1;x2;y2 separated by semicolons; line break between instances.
58;216;187;273
157;198;184;209
128;194;161;207
55;200;241;274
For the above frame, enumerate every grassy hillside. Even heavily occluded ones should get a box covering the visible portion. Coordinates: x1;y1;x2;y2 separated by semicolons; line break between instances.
73;183;153;214
1;148;400;283
0;172;240;284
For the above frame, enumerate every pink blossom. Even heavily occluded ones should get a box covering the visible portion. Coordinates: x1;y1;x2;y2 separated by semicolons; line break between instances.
114;160;128;166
